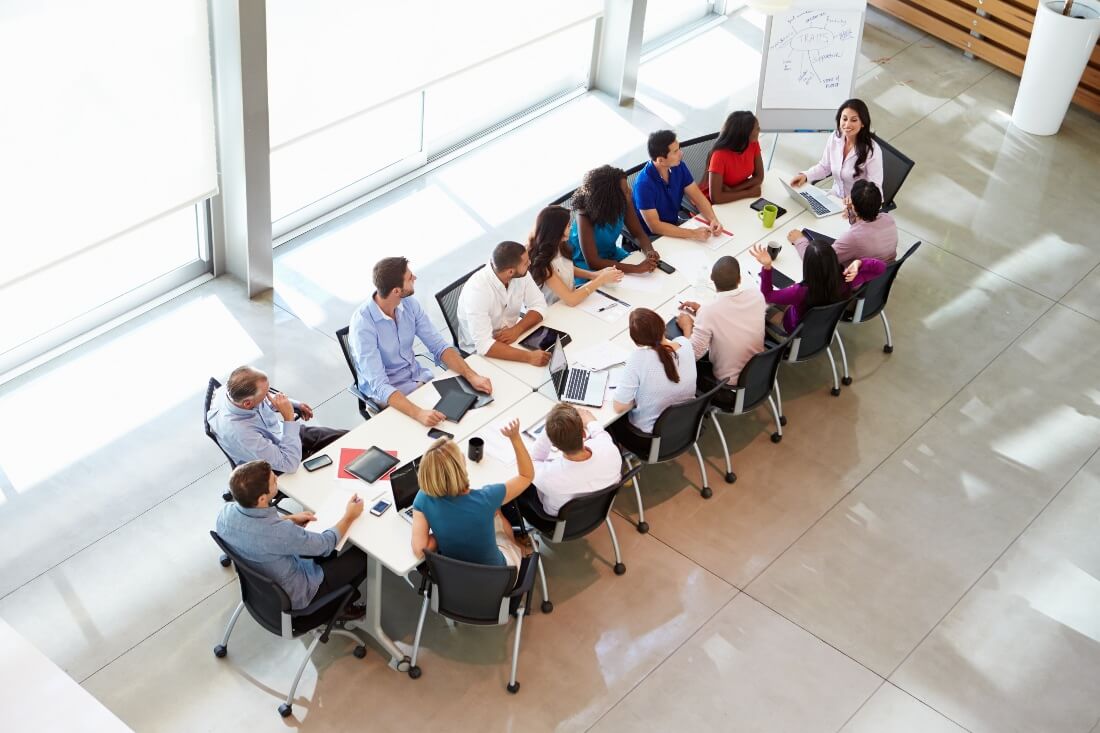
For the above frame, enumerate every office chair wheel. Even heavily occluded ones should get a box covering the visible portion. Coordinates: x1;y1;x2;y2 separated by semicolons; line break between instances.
353;645;366;659
614;563;626;575
213;645;227;658
779;416;788;426
701;486;713;499
278;703;293;718
222;491;233;502
219;554;231;568
830;387;841;397
771;433;782;444
636;521;649;534
883;344;893;353
507;681;521;694
724;472;736;484
541;600;554;614
842;376;853;386
408;665;422;680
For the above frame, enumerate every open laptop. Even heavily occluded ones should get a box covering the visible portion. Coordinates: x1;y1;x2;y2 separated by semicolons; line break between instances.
548;336;607;407
388;458;421;524
781;178;845;218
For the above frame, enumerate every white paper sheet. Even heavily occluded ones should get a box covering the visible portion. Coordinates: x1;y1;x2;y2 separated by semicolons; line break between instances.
615;273;663;293
680;218;735;250
578;290;630;323
310;488;367;552
570;342;630;372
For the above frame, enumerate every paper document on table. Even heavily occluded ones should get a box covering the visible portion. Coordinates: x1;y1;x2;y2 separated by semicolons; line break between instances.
578;291;629;322
570;342;629;372
478;416;536;465
681;218;734;250
310;489;364;552
615;273;663;293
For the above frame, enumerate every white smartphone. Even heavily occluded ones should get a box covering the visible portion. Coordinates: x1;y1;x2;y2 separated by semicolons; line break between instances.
369;500;391;517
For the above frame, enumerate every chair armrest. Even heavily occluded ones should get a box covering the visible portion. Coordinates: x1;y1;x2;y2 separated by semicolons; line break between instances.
508;552;540;597
620;464;645;486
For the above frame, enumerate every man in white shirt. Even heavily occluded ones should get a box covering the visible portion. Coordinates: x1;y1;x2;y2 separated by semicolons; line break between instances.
457;241;551;366
524;403;623;517
675;256;765;386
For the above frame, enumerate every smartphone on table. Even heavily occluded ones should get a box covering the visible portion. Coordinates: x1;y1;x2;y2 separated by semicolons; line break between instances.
369;500;391;517
427;428;454;440
303;454;332;472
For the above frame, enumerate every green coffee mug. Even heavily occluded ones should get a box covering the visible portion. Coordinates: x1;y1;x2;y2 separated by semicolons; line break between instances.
758;204;778;228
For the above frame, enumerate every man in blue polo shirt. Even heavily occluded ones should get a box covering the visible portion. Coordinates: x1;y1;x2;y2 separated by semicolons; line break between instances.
633;129;724;242
349;257;492;427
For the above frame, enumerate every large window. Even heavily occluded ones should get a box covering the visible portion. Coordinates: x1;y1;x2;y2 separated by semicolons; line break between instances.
643;0;716;46
266;1;601;238
0;0;217;374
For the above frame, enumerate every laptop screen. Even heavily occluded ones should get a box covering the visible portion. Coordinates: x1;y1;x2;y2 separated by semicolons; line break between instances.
548;336;568;395
389;459;421;510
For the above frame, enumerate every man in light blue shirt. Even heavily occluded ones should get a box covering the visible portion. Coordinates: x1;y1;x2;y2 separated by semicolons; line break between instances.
216;460;367;613
207;366;346;474
349;257;492;427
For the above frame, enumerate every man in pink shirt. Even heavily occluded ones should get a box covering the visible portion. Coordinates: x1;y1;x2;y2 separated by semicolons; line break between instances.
675;256;766;386
789;180;898;267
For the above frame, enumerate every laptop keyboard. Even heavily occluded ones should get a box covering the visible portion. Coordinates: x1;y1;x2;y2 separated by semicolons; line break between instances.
800;191;829;216
564;369;590;401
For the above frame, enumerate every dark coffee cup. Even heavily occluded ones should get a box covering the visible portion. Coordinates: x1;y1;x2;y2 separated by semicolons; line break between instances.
767;241;782;260
468;437;484;462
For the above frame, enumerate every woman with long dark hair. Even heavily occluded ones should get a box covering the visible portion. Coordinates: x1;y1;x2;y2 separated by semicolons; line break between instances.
611;308;697;433
790;98;883;199
569;165;660;277
527;206;622;306
749;240;886;333
703;111;764;204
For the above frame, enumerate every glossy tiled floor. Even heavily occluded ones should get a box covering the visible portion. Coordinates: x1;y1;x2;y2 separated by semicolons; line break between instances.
2;8;1099;732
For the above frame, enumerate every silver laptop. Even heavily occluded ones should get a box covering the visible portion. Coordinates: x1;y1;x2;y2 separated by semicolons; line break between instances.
548;336;607;407
781;178;845;218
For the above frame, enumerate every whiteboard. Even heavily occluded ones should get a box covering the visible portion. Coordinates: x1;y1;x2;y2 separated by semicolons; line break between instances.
755;0;866;132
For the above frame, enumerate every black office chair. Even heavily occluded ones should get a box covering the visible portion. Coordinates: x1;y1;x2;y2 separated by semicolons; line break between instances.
843;242;921;353
704;336;792;482
619;161;653;251
435;264;485;357
209;532;366;718
772;298;855;396
612;380;727;533
408;550;540;693
871;132;915;213
517;465;643;613
334;326;384;421
204;378;239;505
677;132;719;215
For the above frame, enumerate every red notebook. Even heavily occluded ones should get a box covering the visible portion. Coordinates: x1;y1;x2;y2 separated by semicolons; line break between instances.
338;447;399;481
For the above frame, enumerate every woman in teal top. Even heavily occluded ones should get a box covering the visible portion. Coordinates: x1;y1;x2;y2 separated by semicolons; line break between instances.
569;165;661;281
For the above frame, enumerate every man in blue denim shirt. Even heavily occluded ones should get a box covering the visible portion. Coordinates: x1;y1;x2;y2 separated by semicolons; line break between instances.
349;257;492;427
207;366;347;474
216;460;367;613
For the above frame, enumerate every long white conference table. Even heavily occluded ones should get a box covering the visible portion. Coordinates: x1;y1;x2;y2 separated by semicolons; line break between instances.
275;172;839;670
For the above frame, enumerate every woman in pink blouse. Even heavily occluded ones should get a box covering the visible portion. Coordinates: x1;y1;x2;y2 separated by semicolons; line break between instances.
749;240;886;334
790;99;883;199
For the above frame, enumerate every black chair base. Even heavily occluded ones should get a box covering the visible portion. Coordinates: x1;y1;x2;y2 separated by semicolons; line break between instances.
408;665;422;679
831;387;841;396
637;521;649;534
724;472;736;484
842;376;853;386
884;344;894;353
507;681;520;694
771;432;782;444
614;562;626;575
541;600;554;614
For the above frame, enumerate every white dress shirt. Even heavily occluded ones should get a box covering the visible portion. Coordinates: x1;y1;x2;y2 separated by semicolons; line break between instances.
531;420;623;516
457;262;548;355
803;134;884;199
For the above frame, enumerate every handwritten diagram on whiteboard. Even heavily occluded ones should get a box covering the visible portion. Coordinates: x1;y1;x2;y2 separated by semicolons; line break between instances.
761;9;861;110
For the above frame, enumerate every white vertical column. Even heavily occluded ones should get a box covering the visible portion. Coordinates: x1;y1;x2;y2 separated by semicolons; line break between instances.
593;0;648;105
208;0;273;298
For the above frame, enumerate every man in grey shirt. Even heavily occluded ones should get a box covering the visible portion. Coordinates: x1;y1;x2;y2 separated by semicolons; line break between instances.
216;460;367;614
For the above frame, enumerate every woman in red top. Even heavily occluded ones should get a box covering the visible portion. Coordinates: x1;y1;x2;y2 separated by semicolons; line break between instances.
703;111;764;204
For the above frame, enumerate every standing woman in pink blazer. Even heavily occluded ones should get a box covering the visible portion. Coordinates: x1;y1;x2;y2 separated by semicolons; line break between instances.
790;98;883;200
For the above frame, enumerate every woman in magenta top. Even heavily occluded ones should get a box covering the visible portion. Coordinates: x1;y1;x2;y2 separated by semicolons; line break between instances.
702;111;764;204
749;240;886;334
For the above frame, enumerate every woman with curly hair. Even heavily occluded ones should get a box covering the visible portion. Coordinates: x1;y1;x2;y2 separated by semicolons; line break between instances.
527;205;622;305
568;165;660;277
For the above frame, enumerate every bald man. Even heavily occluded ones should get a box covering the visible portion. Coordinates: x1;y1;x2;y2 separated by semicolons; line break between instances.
207;366;346;474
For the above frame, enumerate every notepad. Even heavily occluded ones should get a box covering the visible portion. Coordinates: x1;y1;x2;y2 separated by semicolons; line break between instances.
615;273;663;293
570;342;629;371
681;218;734;250
310;490;362;551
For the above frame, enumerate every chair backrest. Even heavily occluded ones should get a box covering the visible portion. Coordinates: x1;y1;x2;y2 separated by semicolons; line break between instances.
204;377;240;469
677;132;719;192
210;531;291;637
650;379;727;462
556;482;623;542
787;298;853;363
871;132;914;212
724;338;789;414
852;241;921;323
549;188;576;208
622;161;647;197
424;550;519;625
435;264;485;353
335;326;362;389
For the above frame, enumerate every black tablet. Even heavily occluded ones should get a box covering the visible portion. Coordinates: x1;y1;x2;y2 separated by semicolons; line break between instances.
344;447;400;484
519;326;571;351
434;390;477;422
750;197;788;218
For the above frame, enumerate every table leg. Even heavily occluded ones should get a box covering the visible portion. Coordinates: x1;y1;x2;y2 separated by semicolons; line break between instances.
352;554;411;671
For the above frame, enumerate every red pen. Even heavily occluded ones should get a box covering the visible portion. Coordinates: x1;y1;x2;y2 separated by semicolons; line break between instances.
693;215;733;237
